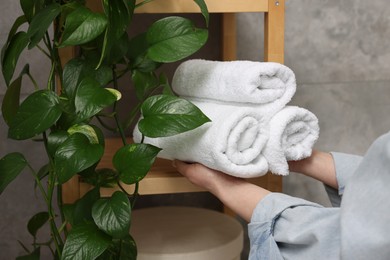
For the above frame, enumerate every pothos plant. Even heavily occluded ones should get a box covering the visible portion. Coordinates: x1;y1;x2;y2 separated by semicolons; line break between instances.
0;0;210;259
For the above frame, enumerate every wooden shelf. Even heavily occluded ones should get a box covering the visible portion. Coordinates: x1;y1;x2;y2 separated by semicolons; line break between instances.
87;0;268;14
80;138;269;197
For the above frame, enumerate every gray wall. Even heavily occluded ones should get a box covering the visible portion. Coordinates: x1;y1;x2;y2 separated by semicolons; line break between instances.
237;0;390;205
2;0;390;258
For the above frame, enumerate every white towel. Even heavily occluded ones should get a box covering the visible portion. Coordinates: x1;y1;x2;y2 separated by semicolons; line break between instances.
133;99;270;178
172;59;296;114
263;106;320;176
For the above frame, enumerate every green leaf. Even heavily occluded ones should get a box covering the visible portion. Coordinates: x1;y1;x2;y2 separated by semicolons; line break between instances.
132;70;159;100
96;234;137;260
146;16;208;63
62;203;76;227
68;124;100;144
193;0;209;27
47;130;70;156
26;3;61;49
160;73;174;96
59;6;108;47
8;90;62;140
27;211;49;237
54;133;104;184
92;191;131;238
34;163;50;191
105;32;130;64
62;58;112;101
0;153;27;195
1;15;27;63
128;33;148;59
105;88;122;101
73;187;100;226
1;31;29;86
119;235;137;260
139;95;211;137
16;247;40;260
128;33;160;72
61;223;111;260
80;168;117;188
113;144;161;184
2;64;30;125
103;0;131;39
74;77;119;122
20;0;45;23
2;76;22;125
62;59;85;100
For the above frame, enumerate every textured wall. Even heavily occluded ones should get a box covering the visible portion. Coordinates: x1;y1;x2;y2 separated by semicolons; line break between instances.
2;0;390;258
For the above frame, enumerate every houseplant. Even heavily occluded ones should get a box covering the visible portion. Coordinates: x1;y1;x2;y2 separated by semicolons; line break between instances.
0;0;210;259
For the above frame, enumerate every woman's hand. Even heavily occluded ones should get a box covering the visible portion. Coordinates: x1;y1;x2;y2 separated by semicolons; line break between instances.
173;160;271;222
288;150;338;189
172;160;241;195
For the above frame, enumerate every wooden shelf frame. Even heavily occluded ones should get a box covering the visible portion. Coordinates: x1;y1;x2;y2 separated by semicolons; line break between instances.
62;0;285;204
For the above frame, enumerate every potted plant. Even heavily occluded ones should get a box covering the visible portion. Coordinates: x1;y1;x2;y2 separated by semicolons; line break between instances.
0;0;210;259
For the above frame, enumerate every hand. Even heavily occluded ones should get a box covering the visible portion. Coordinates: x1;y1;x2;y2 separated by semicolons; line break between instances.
288;150;338;189
173;160;271;222
172;160;242;195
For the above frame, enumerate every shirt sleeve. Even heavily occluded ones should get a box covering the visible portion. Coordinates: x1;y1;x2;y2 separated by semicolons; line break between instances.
248;193;341;260
325;152;363;207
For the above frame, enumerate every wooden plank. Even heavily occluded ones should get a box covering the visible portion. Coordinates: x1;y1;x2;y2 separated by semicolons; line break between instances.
264;0;284;191
87;0;268;13
79;137;269;196
264;0;285;63
221;13;237;61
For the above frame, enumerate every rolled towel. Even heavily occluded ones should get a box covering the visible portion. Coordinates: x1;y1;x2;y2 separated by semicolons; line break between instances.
133;99;270;178
263;106;320;176
172;59;296;115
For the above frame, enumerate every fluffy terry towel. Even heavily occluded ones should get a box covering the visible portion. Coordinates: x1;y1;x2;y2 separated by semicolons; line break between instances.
133;99;270;178
263;106;320;176
172;59;296;110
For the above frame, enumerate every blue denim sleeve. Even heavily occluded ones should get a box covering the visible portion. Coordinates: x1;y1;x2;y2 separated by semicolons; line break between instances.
249;193;340;260
325;152;363;207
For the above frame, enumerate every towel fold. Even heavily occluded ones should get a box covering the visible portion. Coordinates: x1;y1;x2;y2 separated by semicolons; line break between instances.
133;99;270;178
263;106;320;176
172;59;296;110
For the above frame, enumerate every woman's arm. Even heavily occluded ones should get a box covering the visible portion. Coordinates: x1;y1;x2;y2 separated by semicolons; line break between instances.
288;150;338;189
173;161;270;222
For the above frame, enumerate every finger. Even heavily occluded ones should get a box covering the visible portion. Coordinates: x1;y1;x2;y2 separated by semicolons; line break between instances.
172;160;193;175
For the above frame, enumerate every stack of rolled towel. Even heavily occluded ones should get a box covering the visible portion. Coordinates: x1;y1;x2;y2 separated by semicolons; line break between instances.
133;59;319;178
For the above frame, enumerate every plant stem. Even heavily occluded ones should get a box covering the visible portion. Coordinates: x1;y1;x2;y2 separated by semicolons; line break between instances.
131;182;139;208
47;60;56;91
117;181;139;209
96;115;118;132
26;163;49;204
112;66;127;146
123;84;163;130
117;181;132;197
42;132;63;258
37;44;51;59
47;172;63;258
57;184;68;237
135;0;155;8
27;72;40;91
26;156;61;257
96;28;109;70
